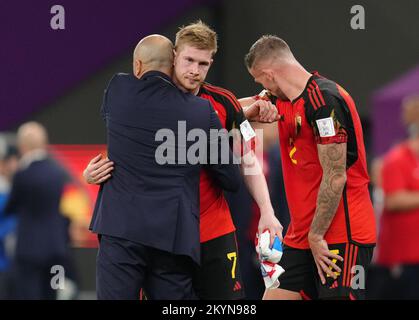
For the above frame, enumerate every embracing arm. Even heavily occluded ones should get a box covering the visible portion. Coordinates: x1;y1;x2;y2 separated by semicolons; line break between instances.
83;154;114;185
206;106;241;192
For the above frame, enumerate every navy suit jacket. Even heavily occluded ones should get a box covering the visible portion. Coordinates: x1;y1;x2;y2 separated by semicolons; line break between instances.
90;71;240;264
5;157;70;264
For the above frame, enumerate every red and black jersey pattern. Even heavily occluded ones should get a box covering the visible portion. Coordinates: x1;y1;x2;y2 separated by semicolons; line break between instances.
198;83;247;132
271;73;376;249
196;83;247;243
300;75;358;168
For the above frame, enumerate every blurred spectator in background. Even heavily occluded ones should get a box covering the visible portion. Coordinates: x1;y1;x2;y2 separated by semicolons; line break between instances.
4;122;74;299
374;95;419;299
0;137;18;299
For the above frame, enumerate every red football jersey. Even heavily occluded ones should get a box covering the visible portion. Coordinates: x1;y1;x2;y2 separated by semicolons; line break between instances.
197;83;247;243
271;73;376;248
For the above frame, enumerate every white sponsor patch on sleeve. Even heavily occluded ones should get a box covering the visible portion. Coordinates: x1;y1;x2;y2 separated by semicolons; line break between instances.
316;117;336;137
240;120;256;142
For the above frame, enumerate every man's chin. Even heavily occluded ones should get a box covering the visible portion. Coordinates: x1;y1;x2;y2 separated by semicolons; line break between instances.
185;84;200;92
271;90;288;101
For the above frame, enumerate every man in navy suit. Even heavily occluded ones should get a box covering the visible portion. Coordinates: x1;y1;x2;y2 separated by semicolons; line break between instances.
5;122;71;299
89;35;240;300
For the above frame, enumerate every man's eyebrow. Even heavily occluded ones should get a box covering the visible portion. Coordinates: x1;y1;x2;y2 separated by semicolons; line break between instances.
184;55;210;64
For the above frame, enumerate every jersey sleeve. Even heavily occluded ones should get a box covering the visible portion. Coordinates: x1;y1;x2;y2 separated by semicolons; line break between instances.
222;91;258;157
305;91;349;145
223;92;247;132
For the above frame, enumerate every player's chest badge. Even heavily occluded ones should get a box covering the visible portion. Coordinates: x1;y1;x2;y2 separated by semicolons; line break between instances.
295;115;302;137
288;114;302;146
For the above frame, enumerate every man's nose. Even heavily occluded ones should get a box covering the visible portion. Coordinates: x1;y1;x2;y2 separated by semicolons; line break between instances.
190;63;199;75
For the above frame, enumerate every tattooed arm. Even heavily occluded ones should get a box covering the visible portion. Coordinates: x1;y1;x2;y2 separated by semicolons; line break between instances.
308;143;347;284
310;143;347;236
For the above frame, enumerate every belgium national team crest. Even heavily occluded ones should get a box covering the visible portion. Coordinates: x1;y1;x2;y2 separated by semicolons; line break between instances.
295;115;302;136
287;114;302;165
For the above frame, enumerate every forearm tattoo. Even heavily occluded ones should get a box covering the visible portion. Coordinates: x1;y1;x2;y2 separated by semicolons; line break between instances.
310;143;347;237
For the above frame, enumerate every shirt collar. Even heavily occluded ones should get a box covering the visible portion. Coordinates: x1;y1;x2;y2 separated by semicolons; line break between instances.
140;70;173;83
291;71;320;104
19;149;48;170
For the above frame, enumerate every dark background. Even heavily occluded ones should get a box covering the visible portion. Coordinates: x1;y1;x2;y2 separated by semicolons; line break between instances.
2;0;416;147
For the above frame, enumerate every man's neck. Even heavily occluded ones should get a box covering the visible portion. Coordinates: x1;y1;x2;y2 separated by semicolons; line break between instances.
19;148;48;170
276;63;312;102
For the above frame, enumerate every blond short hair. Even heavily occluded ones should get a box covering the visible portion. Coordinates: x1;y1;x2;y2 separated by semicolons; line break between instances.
175;20;218;56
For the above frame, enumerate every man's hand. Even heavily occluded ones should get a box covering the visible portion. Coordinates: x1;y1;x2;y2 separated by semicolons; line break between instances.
83;154;114;185
308;233;343;285
244;100;280;123
258;208;284;246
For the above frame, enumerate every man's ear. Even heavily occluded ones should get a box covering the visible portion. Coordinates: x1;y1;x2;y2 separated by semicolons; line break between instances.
134;59;142;77
263;69;275;81
173;49;177;66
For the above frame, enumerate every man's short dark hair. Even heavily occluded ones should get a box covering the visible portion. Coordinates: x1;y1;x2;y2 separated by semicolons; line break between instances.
244;35;291;69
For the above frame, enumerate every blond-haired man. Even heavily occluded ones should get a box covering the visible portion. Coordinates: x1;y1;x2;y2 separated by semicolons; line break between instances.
85;23;282;299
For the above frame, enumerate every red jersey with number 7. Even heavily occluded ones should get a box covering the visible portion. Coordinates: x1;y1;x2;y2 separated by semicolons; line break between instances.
197;83;247;243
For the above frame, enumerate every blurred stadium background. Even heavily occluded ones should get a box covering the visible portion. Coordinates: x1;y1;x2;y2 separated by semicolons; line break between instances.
1;0;419;299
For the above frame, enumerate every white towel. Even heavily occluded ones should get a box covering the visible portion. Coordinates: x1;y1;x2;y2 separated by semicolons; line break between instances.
260;261;285;289
257;230;283;263
256;230;285;289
